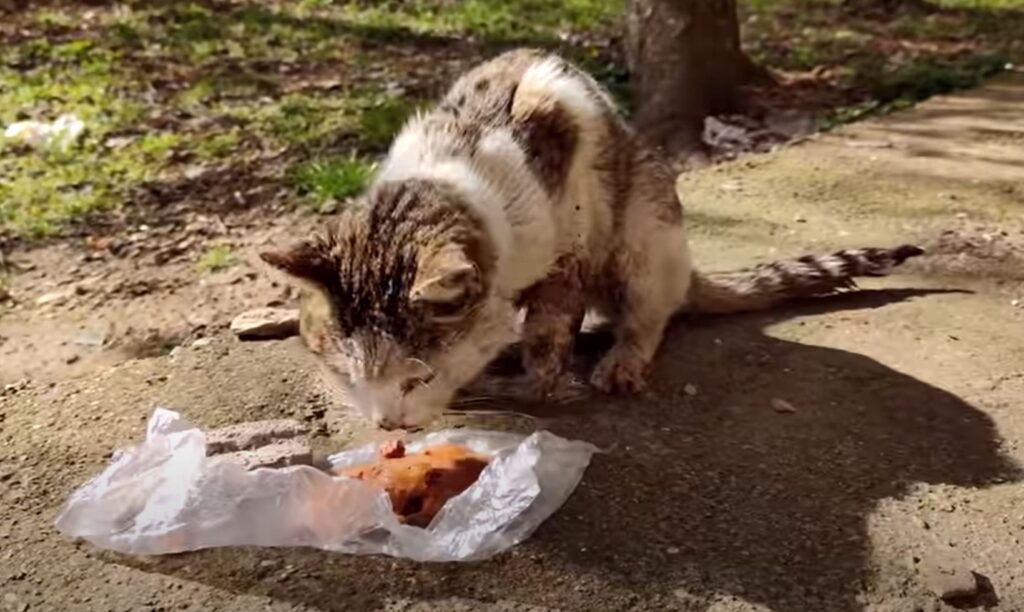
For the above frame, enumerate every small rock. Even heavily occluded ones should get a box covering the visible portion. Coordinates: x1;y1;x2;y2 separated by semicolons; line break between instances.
672;588;703;606
213;438;313;470
2;380;28;396
770;398;797;414
666;546;680;555
65;355;81;365
843;139;894;149
230;308;300;340
794;214;807;223
183;165;207;180
304;405;327;421
683;384;698;396
921;549;978;601
35;289;73;307
104;135;135;149
206;419;310;454
72;329;107;348
190;337;213;349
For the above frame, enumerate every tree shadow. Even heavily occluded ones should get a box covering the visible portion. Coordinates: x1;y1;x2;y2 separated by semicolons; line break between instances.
110;287;1020;611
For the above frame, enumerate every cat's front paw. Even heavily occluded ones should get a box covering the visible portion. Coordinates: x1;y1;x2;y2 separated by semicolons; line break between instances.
590;347;648;394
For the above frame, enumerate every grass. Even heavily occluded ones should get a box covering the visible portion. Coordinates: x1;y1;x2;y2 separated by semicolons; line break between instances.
196;245;234;273
358;96;417;151
820;52;1010;129
332;0;621;44
1;0;1021;239
291;155;376;212
741;0;1021;128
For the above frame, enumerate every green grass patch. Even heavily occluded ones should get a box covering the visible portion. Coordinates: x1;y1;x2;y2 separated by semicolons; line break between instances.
874;54;1008;103
820;53;1009;130
6;0;1019;241
0;42;156;237
358;96;416;151
216;92;361;153
196;245;235;273
192;129;242;160
291;154;375;211
0;0;621;239
335;0;621;44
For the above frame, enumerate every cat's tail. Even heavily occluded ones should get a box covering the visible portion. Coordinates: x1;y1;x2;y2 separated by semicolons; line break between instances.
685;244;924;314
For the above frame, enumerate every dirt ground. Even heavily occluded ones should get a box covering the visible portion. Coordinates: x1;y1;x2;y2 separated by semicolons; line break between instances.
2;71;1024;612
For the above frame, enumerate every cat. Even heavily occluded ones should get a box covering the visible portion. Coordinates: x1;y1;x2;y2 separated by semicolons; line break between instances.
261;49;922;430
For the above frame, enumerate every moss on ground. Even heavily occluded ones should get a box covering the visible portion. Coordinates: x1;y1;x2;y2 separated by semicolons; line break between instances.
1;0;1020;238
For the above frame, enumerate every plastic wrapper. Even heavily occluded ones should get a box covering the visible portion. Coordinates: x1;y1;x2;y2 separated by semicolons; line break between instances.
54;409;598;562
4;114;84;151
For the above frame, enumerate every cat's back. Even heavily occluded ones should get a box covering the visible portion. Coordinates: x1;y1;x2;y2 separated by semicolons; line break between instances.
377;49;551;183
437;48;546;127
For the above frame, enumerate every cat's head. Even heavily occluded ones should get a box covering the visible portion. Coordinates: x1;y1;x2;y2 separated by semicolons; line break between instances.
261;180;517;430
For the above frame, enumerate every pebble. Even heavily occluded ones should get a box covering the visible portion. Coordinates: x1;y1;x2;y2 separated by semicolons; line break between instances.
230;308;300;340
844;139;894;149
34;289;73;307
72;329;107;348
205;419;310;454
921;548;978;601
683;384;698;396
210;438;313;470
770;398;798;414
190;337;213;349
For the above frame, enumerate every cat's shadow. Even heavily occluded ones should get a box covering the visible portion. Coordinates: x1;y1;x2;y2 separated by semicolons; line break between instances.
115;288;1019;612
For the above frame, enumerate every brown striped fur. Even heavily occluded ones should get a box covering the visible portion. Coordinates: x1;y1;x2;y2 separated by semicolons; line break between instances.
688;245;925;314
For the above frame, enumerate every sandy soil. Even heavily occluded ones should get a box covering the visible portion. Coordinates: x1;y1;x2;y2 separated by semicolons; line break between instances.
2;71;1024;612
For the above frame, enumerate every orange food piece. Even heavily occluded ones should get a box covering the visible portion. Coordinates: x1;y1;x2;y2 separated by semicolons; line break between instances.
335;441;489;527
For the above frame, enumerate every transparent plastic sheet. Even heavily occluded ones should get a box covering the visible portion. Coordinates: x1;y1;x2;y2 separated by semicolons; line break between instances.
54;409;598;562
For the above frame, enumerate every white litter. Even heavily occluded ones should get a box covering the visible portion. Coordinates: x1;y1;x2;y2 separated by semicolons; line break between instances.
4;113;85;151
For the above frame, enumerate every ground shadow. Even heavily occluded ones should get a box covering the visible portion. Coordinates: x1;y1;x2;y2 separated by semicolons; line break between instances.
111;287;1021;611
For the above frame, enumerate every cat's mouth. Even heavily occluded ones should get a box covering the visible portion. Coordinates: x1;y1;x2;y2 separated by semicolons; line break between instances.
378;422;425;433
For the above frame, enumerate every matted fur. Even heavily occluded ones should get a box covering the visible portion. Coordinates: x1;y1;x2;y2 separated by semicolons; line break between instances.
262;49;923;429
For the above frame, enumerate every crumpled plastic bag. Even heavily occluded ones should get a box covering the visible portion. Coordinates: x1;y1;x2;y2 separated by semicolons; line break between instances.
4;114;85;151
54;408;598;562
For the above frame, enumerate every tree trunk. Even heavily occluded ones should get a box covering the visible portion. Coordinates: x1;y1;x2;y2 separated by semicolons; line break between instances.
625;0;765;160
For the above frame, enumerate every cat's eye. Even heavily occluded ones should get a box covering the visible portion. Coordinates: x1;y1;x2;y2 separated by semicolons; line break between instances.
401;373;435;395
425;298;468;321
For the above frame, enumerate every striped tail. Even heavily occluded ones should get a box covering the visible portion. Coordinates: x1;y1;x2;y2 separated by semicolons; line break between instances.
686;245;924;314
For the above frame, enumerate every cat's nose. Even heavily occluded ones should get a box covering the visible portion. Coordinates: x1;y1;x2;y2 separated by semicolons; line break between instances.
377;417;425;432
377;418;403;431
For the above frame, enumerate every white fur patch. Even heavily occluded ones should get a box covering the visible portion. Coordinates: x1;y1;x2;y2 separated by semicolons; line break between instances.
513;57;604;129
514;56;616;262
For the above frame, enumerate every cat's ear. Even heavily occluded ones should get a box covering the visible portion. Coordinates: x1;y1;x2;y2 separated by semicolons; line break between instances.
410;245;481;318
260;238;336;287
